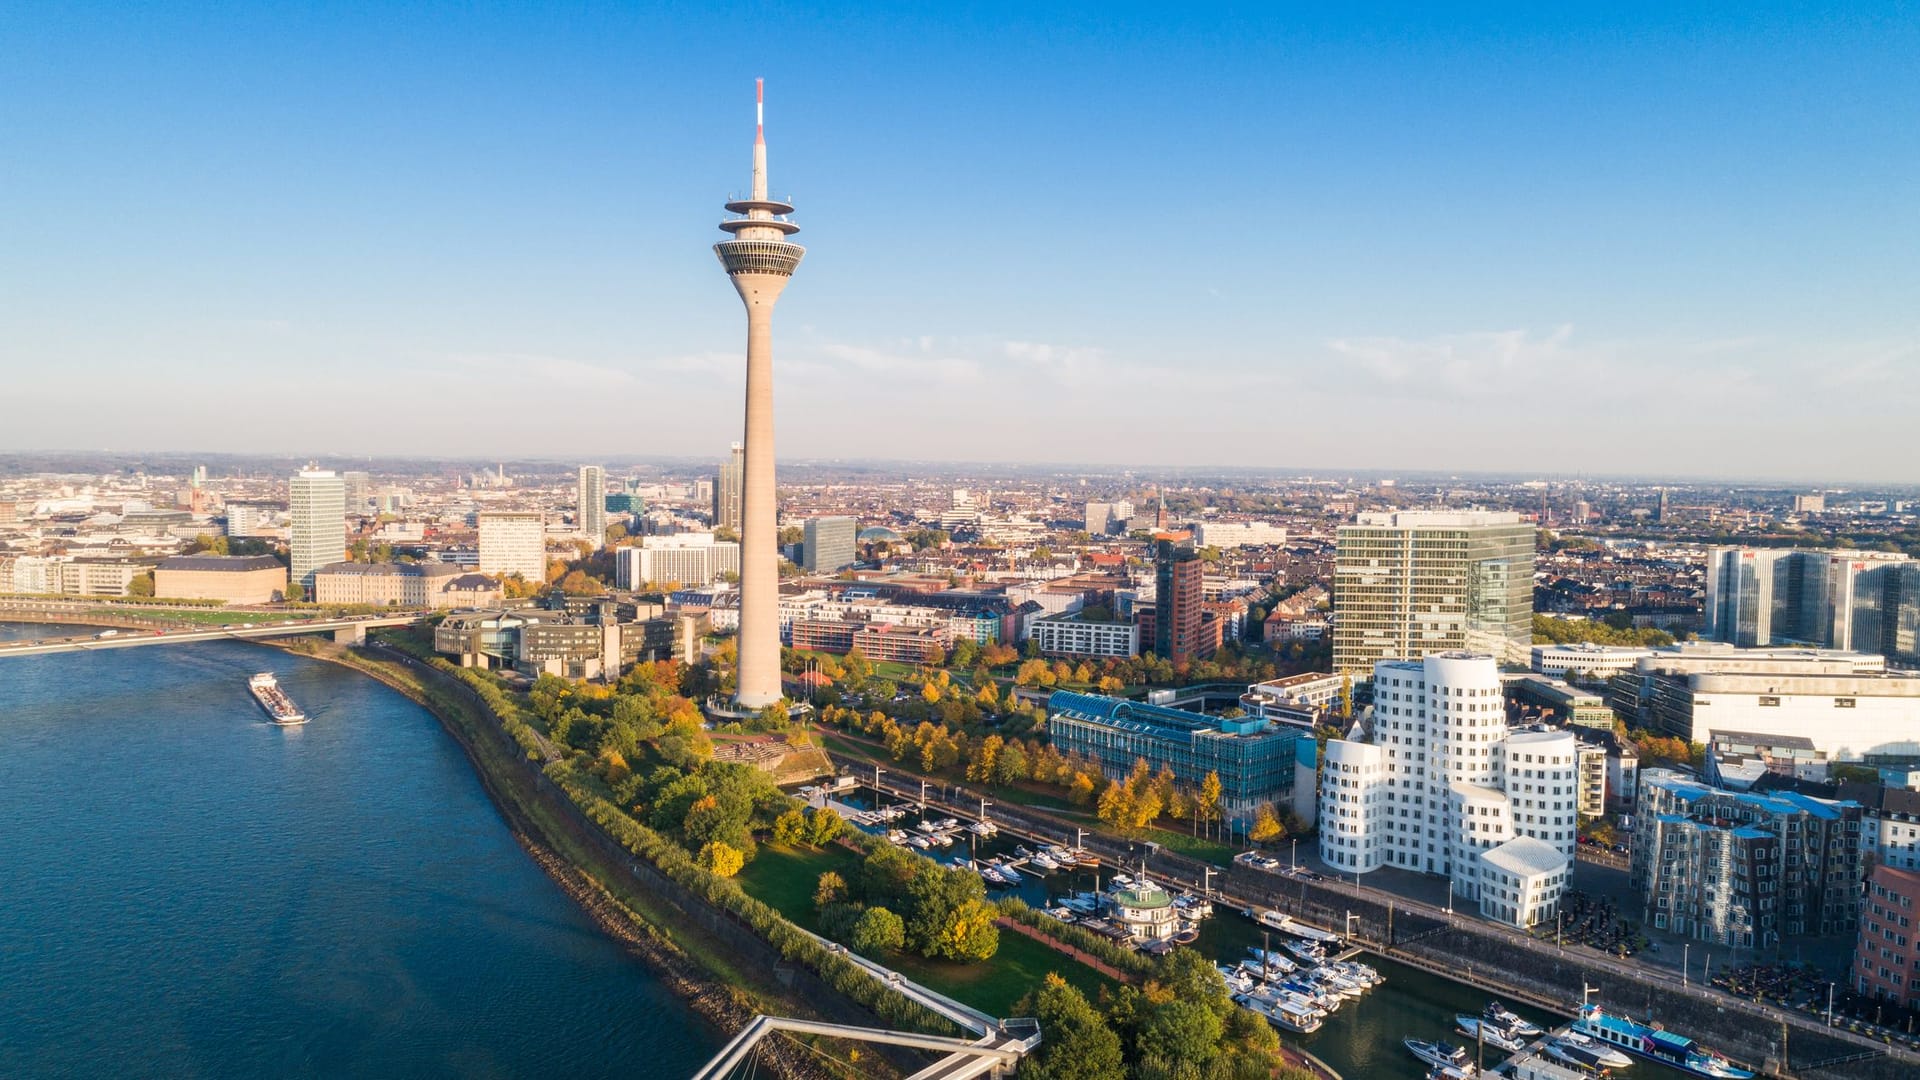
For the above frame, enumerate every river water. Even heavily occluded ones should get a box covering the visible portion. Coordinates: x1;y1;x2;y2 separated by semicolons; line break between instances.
0;624;719;1078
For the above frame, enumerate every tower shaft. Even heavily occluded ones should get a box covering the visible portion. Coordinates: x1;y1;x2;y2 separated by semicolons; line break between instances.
716;79;804;710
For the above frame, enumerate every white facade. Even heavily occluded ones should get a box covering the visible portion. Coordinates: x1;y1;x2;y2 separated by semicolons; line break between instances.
614;534;741;589
1192;521;1287;549
1479;837;1570;928
1320;740;1386;872
1319;653;1575;927
225;502;276;538
1531;643;1658;682
577;465;607;548
1030;613;1138;659
289;467;346;589
477;511;546;581
1683;675;1920;760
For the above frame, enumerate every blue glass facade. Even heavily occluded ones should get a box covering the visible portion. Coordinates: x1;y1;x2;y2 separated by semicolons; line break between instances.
1046;690;1309;811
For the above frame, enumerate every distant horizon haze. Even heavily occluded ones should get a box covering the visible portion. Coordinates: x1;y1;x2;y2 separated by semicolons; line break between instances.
3;6;1914;482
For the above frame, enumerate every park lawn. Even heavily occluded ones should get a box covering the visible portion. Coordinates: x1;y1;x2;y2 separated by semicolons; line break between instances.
737;841;1113;1017
887;922;1112;1018
736;842;864;933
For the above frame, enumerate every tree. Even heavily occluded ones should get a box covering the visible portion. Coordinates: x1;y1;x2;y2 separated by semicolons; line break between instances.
772;808;807;846
126;572;155;598
991;740;1029;786
903;864;997;961
814;871;848;909
1015;974;1126;1080
931;898;999;961
698;841;744;878
848;905;906;956
285;580;306;602
1250;803;1284;844
805;806;847;847
1137;998;1224;1067
1197;771;1223;827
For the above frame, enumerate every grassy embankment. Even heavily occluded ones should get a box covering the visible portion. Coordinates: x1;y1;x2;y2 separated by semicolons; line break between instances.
737;842;1113;1017
310;642;851;1044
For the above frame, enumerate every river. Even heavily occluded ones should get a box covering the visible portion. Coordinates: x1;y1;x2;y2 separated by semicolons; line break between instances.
0;623;720;1078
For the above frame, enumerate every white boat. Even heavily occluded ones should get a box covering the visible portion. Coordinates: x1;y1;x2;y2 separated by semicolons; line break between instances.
1030;852;1060;871
909;836;932;849
969;820;998;836
1547;1035;1633;1071
1246;947;1298;973
1455;1016;1526;1053
1484;1001;1542;1038
1283;939;1327;963
1261;997;1325;1034
1405;1039;1472;1072
247;673;307;725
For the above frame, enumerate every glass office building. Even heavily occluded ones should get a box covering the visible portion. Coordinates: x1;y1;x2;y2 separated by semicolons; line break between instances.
1333;511;1534;675
1046;690;1309;813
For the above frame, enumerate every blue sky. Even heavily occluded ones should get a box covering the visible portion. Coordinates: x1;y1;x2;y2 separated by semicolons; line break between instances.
2;3;1915;480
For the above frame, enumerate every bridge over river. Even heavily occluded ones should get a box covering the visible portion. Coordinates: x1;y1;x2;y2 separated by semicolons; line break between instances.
0;602;425;656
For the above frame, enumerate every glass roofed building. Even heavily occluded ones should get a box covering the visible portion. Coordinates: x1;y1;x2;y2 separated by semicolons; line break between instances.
1046;690;1313;815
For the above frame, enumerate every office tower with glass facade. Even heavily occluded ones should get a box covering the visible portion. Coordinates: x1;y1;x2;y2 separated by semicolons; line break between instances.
1333;510;1534;675
288;466;346;591
577;465;607;548
713;443;744;534
802;515;858;573
1705;546;1917;663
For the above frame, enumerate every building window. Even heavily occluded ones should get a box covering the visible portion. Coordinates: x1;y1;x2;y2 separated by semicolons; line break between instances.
1835;697;1856;708
1759;696;1780;707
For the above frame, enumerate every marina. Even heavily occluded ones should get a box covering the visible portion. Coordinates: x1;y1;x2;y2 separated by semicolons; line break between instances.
804;774;1705;1080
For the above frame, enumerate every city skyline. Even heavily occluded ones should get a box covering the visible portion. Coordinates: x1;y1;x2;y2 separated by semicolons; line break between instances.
4;6;1916;480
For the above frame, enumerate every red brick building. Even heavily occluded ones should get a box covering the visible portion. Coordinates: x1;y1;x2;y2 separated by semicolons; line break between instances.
1854;865;1920;1008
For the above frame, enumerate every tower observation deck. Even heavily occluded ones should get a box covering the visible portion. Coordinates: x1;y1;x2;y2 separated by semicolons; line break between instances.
716;79;803;711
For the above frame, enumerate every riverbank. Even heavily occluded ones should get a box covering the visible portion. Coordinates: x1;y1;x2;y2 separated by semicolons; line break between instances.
275;639;860;1080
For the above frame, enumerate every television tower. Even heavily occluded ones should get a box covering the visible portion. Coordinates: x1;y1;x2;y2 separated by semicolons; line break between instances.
715;79;804;709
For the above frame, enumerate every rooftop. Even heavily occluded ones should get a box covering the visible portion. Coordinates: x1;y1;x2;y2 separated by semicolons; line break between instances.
157;554;285;573
1482;836;1566;877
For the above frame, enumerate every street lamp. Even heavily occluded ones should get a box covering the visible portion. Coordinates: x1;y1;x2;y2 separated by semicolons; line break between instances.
1291;837;1298;871
1446;878;1454;918
1683;944;1690;989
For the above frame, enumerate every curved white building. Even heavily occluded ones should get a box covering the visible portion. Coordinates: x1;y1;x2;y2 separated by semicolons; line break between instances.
1318;652;1575;927
1320;740;1385;873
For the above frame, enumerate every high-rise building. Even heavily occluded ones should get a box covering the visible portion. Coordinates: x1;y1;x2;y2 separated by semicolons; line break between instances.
478;511;546;582
714;80;805;710
577;465;607;547
288;466;346;591
342;470;372;512
1319;653;1577;927
1332;510;1534;676
802;516;858;573
1704;546;1915;660
1145;535;1207;665
713;443;744;533
225;502;275;538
